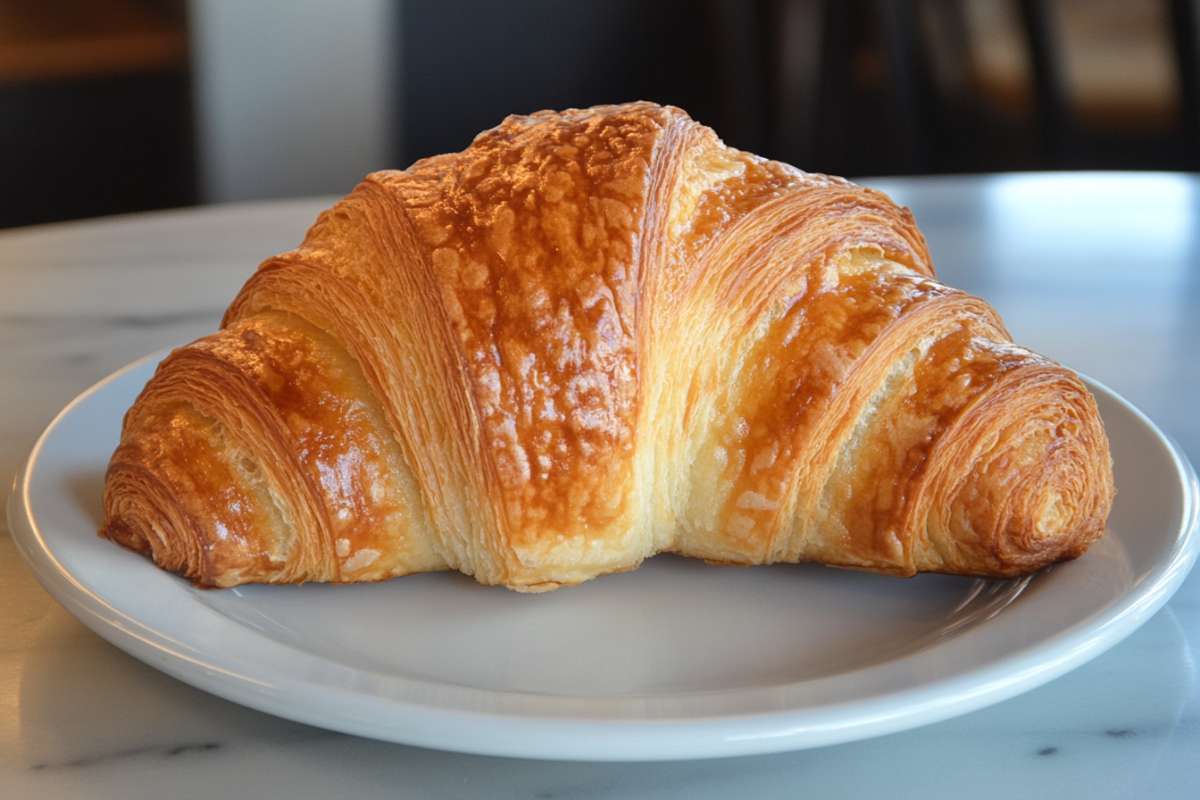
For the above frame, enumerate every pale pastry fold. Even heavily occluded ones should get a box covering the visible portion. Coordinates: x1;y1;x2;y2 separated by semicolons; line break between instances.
102;102;1114;590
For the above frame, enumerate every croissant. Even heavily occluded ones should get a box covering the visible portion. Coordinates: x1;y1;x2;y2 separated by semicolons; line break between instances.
102;102;1114;591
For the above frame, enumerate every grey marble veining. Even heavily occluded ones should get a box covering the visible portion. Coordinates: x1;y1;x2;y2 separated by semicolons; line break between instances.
1;176;1198;798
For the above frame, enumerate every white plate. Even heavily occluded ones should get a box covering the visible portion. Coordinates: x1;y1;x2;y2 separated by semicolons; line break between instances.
8;354;1199;761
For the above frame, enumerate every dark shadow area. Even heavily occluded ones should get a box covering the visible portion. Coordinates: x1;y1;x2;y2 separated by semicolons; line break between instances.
65;468;105;530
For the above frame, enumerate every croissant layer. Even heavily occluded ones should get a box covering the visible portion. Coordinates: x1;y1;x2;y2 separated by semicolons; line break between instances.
102;102;1114;590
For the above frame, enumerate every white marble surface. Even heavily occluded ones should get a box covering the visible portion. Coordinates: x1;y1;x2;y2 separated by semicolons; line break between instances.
1;174;1198;797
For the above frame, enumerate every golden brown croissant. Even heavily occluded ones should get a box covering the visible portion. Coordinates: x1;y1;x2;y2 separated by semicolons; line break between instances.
102;102;1114;591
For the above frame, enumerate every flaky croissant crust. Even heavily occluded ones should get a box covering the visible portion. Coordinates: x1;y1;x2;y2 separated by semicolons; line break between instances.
102;102;1114;590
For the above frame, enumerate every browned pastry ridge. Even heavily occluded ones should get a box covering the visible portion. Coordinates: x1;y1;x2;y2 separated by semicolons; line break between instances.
101;102;1115;590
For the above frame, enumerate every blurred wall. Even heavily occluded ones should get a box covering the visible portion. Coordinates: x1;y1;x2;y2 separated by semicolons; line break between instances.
401;1;746;163
2;0;1196;229
0;0;195;228
189;0;398;202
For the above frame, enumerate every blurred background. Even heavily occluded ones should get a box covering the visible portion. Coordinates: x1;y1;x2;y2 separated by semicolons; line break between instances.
1;0;1197;228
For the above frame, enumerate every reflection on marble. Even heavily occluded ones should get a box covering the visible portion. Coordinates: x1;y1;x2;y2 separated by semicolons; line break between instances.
2;179;1199;797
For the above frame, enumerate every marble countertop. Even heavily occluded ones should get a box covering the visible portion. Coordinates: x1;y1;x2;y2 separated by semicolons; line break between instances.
2;174;1197;798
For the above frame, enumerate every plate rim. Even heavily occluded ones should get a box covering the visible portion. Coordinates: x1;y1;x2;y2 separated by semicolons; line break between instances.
8;351;1200;761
